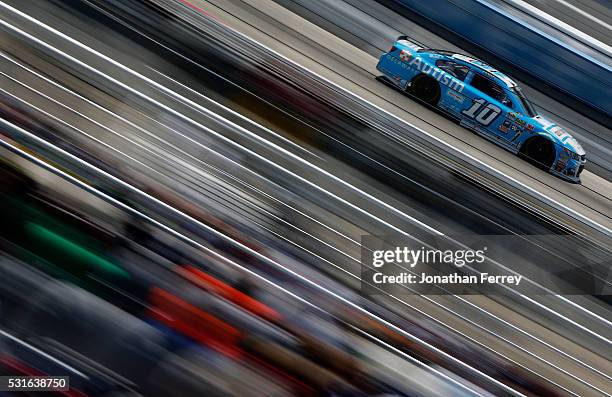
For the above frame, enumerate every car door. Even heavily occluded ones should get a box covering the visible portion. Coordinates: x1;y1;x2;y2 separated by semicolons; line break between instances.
435;60;471;115
460;72;517;146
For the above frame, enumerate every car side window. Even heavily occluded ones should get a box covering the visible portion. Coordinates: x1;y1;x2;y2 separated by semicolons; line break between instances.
471;73;508;104
435;60;469;81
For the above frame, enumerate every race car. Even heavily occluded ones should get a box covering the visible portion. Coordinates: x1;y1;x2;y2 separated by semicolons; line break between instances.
376;36;586;183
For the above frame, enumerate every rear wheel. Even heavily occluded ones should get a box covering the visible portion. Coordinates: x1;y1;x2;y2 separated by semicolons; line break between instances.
520;137;556;170
409;74;441;105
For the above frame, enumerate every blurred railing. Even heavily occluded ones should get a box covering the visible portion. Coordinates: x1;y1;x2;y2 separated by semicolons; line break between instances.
0;118;514;396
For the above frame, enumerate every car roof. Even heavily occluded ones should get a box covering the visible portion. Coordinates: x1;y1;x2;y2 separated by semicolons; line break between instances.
448;53;518;88
420;49;518;88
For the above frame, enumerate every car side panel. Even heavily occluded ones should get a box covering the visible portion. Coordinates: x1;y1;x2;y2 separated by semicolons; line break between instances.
452;77;528;153
376;48;420;90
377;48;466;93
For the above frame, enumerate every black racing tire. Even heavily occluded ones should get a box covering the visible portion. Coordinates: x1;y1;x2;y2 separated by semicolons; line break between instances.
520;137;556;170
409;74;441;105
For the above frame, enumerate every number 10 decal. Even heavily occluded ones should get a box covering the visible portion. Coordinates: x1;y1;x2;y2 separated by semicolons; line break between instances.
461;98;501;126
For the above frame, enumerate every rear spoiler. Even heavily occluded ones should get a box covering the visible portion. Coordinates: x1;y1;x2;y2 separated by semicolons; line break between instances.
396;34;428;49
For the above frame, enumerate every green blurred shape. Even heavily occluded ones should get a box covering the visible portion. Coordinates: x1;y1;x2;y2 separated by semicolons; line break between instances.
25;222;130;280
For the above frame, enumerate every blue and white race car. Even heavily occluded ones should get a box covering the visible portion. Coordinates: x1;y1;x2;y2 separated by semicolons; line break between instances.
376;36;586;183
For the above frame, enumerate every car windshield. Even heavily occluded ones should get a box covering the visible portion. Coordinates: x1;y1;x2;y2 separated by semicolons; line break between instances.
511;87;537;117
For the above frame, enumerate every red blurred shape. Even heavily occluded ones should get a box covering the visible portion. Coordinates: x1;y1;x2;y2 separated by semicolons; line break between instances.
147;287;242;357
178;265;281;322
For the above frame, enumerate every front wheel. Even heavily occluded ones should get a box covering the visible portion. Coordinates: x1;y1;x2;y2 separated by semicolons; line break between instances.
409;74;441;105
520;137;556;170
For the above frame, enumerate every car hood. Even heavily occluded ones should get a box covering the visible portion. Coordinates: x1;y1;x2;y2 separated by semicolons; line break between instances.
532;116;585;156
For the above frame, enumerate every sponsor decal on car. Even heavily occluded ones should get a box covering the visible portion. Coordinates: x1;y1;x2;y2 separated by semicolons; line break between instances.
385;55;465;93
526;123;535;131
446;90;465;103
550;126;565;137
399;50;412;63
408;57;465;92
555;159;567;171
508;112;525;124
561;148;571;159
498;119;511;133
498;117;525;134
